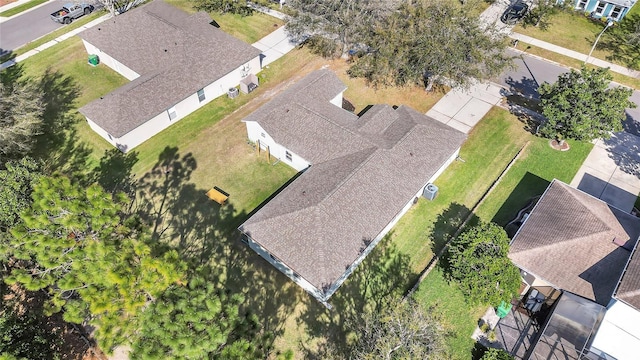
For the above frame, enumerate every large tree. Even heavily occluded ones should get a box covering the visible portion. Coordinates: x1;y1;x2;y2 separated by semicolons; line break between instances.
131;274;267;359
538;66;635;143
341;298;443;359
286;0;396;56
446;222;521;305
0;157;42;235
0;76;44;161
348;0;512;90
602;14;640;70
1;176;185;353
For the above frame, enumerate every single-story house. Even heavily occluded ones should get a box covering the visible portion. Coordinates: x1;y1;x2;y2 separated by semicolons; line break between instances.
508;179;640;359
572;0;637;21
78;0;262;152
238;69;467;307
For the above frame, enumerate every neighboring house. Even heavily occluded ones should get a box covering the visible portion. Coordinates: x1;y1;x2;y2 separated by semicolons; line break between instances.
572;0;637;21
508;179;640;359
239;69;467;308
78;0;261;152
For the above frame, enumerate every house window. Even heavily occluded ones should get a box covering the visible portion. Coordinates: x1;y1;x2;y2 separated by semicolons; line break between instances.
610;5;622;20
168;106;177;120
197;88;205;103
108;134;112;140
594;1;606;15
261;132;266;138
285;150;292;161
576;0;588;10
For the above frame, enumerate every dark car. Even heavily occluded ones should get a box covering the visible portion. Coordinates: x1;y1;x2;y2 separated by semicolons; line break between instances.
500;1;529;25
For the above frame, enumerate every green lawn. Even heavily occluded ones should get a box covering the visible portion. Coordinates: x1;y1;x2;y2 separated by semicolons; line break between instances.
474;138;593;226
412;268;487;360
389;107;530;276
514;9;619;65
0;0;48;17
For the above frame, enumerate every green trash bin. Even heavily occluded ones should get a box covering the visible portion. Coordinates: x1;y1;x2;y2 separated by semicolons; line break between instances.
496;301;511;319
88;54;99;66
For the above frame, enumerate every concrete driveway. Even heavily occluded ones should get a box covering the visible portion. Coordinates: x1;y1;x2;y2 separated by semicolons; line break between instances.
426;82;504;133
570;132;640;213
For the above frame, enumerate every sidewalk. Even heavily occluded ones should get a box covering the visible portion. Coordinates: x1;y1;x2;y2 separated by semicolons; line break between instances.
509;33;640;79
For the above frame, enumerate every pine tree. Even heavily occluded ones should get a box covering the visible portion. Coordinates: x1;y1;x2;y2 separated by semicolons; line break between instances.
131;274;265;359
2;176;185;353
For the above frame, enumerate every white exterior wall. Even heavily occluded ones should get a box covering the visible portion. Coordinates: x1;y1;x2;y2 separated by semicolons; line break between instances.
245;121;311;171
323;148;462;300
82;40;140;81
85;54;261;152
329;91;344;108
243;234;328;305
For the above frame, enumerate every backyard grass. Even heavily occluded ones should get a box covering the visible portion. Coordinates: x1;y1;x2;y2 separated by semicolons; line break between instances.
513;42;640;90
474;138;593;226
389;107;530;275
0;0;47;17
412;268;487;360
514;10;619;65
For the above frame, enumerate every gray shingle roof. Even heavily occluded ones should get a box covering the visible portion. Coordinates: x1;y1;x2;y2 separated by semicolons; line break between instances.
617;246;640;310
240;70;467;294
78;0;261;138
509;180;640;306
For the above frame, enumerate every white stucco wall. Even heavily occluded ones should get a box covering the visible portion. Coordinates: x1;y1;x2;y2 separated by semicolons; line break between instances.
84;54;261;152
245;121;311;171
242;234;328;304
82;40;140;81
329;91;344;108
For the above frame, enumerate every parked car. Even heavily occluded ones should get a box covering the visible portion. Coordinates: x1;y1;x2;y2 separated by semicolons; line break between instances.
500;1;529;25
50;3;94;24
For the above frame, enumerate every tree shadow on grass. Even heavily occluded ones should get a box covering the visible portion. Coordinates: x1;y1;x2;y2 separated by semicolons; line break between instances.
134;146;300;356
294;234;414;358
490;172;548;228
91;149;139;198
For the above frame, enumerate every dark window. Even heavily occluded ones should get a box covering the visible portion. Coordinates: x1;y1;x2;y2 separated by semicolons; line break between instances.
285;151;292;161
197;89;205;102
108;134;112;140
261;132;266;138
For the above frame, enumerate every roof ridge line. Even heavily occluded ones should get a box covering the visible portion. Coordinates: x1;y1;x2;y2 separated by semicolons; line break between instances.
318;147;379;203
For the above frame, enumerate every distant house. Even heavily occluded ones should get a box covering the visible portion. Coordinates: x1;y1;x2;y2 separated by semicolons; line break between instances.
78;0;261;152
508;179;640;359
239;69;467;307
572;0;637;21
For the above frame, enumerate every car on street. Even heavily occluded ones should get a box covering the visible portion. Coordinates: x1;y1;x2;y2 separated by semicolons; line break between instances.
500;1;529;25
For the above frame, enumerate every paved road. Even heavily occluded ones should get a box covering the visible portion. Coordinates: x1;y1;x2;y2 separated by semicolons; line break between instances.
496;49;640;136
0;0;67;55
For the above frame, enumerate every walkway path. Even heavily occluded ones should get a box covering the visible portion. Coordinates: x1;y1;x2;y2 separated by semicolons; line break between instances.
509;33;640;79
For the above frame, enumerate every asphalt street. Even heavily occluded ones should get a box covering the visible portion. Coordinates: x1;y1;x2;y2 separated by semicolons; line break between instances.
498;49;640;136
0;0;67;55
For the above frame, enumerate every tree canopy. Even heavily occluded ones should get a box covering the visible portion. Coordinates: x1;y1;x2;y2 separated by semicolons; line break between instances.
446;222;521;305
0;157;41;235
1;176;185;353
538;66;635;142
0;75;44;161
342;298;444;359
131;274;267;359
602;14;640;70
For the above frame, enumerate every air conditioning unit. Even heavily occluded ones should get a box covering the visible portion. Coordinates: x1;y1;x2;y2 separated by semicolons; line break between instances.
423;183;438;201
228;87;239;99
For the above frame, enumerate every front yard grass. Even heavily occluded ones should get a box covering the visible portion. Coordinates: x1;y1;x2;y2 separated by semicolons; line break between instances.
514;10;618;66
474;138;593;226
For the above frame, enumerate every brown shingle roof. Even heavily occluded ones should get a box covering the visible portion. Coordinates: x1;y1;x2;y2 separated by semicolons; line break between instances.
509;180;640;306
240;70;467;294
617;246;640;310
78;0;261;138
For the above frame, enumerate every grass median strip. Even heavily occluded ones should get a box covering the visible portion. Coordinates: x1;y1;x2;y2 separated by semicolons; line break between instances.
0;0;48;17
